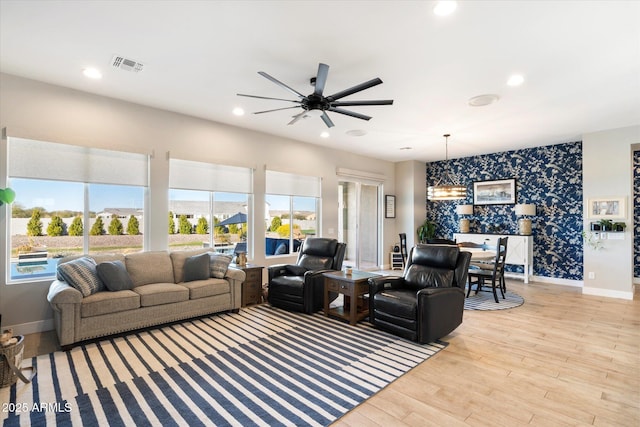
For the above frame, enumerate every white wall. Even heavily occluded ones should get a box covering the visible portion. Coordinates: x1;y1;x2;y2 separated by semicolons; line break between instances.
0;73;397;332
582;125;639;299
395;160;425;250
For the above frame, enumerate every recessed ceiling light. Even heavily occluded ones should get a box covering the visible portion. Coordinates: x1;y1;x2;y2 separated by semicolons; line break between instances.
232;107;245;116
507;74;525;86
346;129;367;137
433;1;457;16
399;146;413;150
320;131;330;138
83;67;102;79
468;94;500;107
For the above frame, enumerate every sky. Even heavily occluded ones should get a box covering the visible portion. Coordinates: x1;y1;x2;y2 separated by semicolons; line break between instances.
9;178;315;213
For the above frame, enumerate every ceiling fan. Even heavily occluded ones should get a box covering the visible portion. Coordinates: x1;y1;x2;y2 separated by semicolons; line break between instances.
237;63;393;128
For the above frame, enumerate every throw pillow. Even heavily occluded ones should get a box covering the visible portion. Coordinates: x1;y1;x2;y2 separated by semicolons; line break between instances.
274;242;288;255
57;257;104;297
96;260;134;291
209;253;232;279
184;253;211;282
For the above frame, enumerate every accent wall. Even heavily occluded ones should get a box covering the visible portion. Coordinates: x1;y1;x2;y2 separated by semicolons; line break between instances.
426;141;583;281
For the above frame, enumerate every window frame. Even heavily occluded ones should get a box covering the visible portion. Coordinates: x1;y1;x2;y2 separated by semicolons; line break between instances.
5;137;149;284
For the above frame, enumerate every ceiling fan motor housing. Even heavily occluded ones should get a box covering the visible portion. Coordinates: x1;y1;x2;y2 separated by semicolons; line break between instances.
303;94;329;112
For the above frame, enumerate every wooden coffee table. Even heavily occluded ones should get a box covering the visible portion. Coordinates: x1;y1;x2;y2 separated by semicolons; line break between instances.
322;270;379;325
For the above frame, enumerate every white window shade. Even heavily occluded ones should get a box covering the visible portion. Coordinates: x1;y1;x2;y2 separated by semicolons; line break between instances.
266;170;321;197
170;158;252;193
9;137;148;186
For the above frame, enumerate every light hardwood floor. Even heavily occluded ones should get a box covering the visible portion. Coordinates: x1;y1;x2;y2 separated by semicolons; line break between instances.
334;280;640;427
24;280;639;426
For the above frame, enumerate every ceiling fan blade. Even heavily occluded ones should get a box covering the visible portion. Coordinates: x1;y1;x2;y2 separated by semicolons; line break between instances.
326;78;383;101
321;112;335;128
330;99;394;107
314;63;329;96
237;93;301;103
253;106;302;114
258;71;306;99
328;107;372;121
288;111;308;125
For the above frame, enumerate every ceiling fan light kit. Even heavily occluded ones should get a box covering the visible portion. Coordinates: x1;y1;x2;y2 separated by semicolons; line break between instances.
237;63;393;128
428;134;467;201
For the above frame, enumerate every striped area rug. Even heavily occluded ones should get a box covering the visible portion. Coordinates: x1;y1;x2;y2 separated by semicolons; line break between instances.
464;290;524;310
1;305;445;426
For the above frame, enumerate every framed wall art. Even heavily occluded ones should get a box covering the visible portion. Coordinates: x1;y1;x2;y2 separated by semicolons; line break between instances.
586;197;626;219
385;195;396;218
473;178;516;205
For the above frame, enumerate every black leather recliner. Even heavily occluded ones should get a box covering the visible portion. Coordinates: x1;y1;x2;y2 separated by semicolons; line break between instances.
267;238;346;314
368;244;471;343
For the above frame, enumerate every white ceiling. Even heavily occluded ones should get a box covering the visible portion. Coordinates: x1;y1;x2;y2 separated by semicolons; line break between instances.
1;0;639;162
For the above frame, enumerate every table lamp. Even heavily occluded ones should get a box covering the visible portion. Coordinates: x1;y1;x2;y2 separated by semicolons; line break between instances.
456;204;474;233
515;204;536;235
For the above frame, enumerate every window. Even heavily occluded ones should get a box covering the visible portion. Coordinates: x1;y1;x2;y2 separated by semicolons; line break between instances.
6;137;148;282
169;159;252;256
265;170;320;256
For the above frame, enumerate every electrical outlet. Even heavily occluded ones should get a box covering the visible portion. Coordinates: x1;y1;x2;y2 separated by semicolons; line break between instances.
588;272;595;279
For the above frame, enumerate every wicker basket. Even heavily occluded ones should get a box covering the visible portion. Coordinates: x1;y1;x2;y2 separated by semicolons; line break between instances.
0;335;25;388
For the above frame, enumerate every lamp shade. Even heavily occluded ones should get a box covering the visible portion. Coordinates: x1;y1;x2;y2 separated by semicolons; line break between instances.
515;204;536;216
456;204;474;215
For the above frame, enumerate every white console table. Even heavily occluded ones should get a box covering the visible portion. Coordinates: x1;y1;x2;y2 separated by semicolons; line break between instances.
454;233;533;283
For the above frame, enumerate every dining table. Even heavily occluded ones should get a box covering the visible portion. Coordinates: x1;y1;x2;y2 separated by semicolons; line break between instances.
462;247;497;261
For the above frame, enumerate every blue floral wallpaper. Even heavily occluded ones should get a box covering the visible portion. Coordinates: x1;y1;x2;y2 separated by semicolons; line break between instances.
634;151;640;278
425;141;583;280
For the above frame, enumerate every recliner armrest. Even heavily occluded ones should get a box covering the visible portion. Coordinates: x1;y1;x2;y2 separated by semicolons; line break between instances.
416;286;465;343
267;264;289;282
368;275;403;296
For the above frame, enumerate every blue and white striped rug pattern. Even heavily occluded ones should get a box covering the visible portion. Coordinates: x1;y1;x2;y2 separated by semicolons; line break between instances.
464;290;525;310
1;305;445;426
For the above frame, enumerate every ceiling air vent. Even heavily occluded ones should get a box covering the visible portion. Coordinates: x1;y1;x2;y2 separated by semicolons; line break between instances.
111;55;144;73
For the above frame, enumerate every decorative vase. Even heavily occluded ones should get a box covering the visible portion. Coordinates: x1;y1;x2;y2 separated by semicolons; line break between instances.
518;218;532;235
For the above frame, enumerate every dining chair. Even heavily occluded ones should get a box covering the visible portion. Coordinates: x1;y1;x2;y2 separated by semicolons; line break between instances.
458;241;493;269
466;237;508;303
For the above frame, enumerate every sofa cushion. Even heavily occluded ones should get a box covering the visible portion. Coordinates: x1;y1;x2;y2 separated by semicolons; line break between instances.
374;289;418;321
133;283;189;307
57;257;104;297
270;275;305;296
209;253;232;279
126;251;175;287
298;254;332;270
81;290;140;317
181;278;230;300
96;260;134;291
184;253;211;282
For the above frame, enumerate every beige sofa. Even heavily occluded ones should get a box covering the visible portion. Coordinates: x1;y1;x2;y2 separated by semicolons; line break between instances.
47;249;245;348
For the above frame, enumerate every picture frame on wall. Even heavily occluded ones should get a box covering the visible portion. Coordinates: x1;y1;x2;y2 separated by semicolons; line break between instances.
587;196;626;219
473;178;516;205
385;195;396;218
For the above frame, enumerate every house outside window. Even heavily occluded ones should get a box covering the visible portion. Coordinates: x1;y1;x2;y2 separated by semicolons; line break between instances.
6;137;148;282
265;170;320;256
168;158;252;257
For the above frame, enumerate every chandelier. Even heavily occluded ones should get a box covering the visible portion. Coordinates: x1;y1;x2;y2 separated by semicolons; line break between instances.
427;134;467;201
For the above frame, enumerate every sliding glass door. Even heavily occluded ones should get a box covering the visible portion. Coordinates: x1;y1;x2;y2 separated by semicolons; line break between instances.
338;181;380;270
